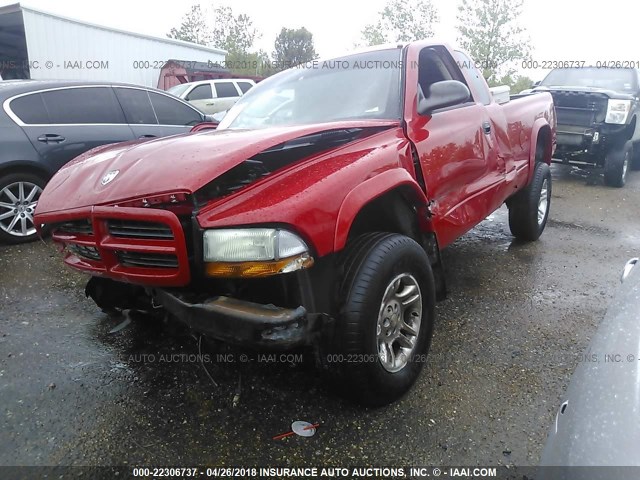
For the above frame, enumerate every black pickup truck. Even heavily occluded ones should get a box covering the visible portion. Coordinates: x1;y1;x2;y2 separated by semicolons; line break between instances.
531;67;640;187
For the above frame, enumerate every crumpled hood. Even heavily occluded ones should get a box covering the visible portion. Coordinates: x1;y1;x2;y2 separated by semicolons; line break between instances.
36;121;395;215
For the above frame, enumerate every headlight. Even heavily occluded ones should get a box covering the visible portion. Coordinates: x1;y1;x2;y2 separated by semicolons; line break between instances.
203;228;314;277
605;99;632;124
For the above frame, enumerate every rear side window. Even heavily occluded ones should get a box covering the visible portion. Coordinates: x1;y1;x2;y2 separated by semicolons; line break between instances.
40;87;126;124
186;84;212;101
148;92;203;126
10;93;50;124
114;88;157;124
236;81;253;94
215;82;240;98
454;51;491;105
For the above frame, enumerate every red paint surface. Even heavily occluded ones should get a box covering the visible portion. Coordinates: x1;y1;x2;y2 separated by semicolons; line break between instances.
35;42;555;286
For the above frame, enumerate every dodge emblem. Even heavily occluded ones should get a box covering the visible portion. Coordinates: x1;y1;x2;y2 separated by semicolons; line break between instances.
101;170;119;185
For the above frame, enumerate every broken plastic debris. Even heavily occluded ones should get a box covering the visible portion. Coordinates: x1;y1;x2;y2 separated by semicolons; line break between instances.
232;373;241;408
198;335;218;387
272;421;319;440
291;421;317;437
108;316;131;334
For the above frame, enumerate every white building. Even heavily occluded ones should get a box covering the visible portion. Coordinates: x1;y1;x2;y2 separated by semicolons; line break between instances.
0;3;226;87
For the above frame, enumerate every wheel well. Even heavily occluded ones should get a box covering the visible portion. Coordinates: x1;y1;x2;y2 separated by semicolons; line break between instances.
625;115;637;142
0;163;51;182
347;188;421;242
536;125;552;164
346;187;447;299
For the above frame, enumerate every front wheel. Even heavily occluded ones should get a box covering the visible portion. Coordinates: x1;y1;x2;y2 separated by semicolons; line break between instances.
0;173;47;244
508;162;552;242
604;142;632;187
330;233;436;406
631;142;640;171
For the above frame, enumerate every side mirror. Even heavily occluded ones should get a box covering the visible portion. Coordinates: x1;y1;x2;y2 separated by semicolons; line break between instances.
533;80;541;87
204;114;217;122
418;80;471;115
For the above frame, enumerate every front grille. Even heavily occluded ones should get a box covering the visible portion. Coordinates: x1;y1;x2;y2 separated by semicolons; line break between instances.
68;244;101;261
56;219;93;236
50;209;190;286
551;91;608;127
116;251;179;268
108;220;174;239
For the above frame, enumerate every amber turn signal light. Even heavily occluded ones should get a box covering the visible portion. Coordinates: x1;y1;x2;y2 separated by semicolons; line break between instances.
205;254;314;278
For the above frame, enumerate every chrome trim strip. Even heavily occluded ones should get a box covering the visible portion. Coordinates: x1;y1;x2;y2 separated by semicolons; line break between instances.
3;84;204;127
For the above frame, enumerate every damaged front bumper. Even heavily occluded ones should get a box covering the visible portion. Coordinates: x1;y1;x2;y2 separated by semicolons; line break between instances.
553;123;628;164
152;289;311;348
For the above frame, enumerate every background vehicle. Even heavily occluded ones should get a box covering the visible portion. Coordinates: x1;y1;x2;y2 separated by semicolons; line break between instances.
167;79;256;114
539;258;640;475
35;42;555;406
0;80;212;244
533;67;640;187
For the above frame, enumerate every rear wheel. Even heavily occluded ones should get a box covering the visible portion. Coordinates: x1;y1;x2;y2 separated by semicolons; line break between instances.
329;233;436;406
0;173;47;244
604;142;631;188
508;162;552;241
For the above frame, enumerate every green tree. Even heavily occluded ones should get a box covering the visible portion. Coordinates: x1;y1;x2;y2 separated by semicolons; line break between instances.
493;73;534;92
167;4;211;45
224;49;276;77
456;0;531;85
273;27;318;69
168;4;268;77
361;0;439;46
511;75;535;92
210;5;258;55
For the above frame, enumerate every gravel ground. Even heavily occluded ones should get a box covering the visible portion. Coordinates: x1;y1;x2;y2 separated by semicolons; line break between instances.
1;164;638;468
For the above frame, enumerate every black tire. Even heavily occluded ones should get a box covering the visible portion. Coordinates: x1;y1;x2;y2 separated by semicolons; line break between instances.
508;162;552;241
631;142;640;171
0;172;48;244
330;233;436;406
604;142;632;187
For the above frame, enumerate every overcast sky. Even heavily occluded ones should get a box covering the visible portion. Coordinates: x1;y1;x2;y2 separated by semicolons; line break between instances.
3;0;640;80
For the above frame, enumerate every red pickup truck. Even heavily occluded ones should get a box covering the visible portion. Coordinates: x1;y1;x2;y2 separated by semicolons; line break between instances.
35;42;556;406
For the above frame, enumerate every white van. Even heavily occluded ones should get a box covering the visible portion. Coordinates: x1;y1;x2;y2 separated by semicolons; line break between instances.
167;79;256;114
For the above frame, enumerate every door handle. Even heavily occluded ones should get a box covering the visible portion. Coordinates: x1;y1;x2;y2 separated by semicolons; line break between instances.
37;134;65;143
482;122;491;134
138;135;157;139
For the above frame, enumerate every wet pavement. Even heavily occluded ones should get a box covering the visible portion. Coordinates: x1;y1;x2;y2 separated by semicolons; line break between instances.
1;164;638;467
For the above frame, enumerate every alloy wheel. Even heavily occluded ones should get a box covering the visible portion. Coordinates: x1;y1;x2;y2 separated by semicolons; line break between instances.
538;178;549;226
0;181;42;237
376;273;423;373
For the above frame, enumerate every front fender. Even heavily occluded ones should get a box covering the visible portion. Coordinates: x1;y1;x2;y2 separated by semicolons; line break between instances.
334;168;428;251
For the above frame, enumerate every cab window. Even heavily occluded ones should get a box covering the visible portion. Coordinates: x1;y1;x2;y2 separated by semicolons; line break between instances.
418;46;472;109
453;51;491;105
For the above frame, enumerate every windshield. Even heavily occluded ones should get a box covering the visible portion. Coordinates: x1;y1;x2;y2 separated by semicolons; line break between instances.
218;49;402;130
167;83;190;97
540;68;637;92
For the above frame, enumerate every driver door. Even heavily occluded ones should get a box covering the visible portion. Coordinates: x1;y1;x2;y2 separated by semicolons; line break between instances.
404;45;500;248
